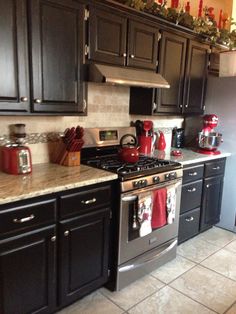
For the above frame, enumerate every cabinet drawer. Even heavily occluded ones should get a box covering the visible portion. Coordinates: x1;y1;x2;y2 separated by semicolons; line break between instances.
178;207;200;243
183;165;204;184
60;185;111;218
0;198;56;237
180;180;203;214
204;159;225;177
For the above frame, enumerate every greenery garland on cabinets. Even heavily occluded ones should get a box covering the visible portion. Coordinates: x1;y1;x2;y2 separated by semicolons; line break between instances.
116;0;236;49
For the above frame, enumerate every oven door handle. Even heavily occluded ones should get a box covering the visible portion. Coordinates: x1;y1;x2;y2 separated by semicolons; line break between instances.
119;239;177;273
121;195;138;202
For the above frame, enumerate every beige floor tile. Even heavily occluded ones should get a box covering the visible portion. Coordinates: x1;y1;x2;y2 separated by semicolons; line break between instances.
100;275;165;311
177;236;220;263
128;286;214;314
224;240;236;254
225;302;236;314
57;290;124;314
151;255;196;284
170;265;236;313
201;249;236;281
197;227;236;248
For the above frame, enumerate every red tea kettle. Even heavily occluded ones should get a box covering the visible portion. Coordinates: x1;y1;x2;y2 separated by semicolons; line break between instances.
119;134;139;163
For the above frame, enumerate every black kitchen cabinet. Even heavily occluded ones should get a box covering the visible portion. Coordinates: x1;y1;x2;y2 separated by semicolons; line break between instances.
178;163;204;244
0;0;30;113
129;35;210;115
58;208;110;306
0;196;57;314
178;159;226;243
183;40;209;114
89;6;159;70
200;159;226;232
89;6;127;66
0;227;56;314
200;175;224;232
155;31;187;114
28;0;86;114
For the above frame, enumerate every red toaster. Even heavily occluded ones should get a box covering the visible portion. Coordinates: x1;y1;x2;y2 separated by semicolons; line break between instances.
1;145;32;175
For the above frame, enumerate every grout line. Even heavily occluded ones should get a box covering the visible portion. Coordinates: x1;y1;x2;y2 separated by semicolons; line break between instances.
223;300;236;314
126;284;168;312
169;285;220;314
98;290;128;312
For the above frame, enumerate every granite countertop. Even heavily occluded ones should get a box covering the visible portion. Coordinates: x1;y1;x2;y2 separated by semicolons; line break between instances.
154;148;231;166
0;163;118;205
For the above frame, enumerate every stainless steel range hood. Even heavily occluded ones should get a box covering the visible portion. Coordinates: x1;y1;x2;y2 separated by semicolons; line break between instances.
89;63;170;89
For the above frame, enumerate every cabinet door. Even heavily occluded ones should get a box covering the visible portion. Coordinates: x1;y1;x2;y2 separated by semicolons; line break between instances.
127;20;159;70
0;0;29;113
58;208;110;306
200;175;224;232
156;31;187;114
29;0;86;114
183;40;209;114
89;6;127;66
0;226;56;314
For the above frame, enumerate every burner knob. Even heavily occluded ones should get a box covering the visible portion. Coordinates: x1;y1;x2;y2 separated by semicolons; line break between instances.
165;174;170;181
170;172;177;179
153;176;160;183
133;181;139;188
142;179;148;187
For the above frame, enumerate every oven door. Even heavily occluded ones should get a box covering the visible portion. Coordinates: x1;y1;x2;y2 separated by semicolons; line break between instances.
118;178;182;265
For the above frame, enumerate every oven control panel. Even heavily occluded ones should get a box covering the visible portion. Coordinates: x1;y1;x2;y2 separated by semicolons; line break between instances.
121;169;183;192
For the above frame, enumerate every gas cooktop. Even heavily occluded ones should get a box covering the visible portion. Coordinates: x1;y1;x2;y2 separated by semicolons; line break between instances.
84;155;182;181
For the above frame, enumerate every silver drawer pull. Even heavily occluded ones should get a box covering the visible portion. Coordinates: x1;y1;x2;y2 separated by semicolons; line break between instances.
81;198;96;205
13;214;35;224
187;188;197;193
185;216;194;222
189;172;198;176
213;166;220;170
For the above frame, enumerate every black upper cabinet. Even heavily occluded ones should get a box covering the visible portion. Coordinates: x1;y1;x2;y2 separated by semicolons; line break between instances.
130;34;210;116
183;40;209;114
127;20;159;70
0;0;30;113
155;31;187;114
89;6;127;66
0;227;56;314
89;6;159;70
28;0;86;114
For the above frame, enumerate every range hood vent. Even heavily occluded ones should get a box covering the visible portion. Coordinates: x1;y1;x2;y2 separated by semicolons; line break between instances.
88;64;170;89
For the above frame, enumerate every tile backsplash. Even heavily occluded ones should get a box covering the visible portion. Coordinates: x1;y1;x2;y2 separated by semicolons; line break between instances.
0;84;184;164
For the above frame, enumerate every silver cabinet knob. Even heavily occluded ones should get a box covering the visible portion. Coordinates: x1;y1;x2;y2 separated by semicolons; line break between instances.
206;184;210;188
64;230;69;237
123;53;127;57
35;99;42;103
51;236;56;242
21;97;28;102
130;54;135;59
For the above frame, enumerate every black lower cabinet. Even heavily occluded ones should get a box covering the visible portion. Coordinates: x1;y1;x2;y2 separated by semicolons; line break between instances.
58;208;110;307
0;226;56;314
200;175;224;232
178;207;200;243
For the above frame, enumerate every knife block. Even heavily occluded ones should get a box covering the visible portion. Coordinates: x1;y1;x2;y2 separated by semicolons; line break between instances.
62;151;81;167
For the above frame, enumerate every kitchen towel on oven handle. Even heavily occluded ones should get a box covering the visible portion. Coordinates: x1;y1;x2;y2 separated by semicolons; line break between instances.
138;192;152;237
166;185;176;224
151;188;167;229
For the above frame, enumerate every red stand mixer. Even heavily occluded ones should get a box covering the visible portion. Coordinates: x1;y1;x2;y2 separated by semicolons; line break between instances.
197;114;223;155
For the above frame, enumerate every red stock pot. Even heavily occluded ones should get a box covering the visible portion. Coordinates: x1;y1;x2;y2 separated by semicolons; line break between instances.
119;134;139;163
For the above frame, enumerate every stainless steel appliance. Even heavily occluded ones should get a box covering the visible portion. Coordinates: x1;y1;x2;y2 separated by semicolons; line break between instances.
82;127;183;291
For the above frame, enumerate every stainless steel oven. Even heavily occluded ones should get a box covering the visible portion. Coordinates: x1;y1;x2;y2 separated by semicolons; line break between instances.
81;127;183;291
116;171;182;290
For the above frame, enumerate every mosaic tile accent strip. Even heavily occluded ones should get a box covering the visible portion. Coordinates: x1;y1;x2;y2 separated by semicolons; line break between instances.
0;132;63;146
